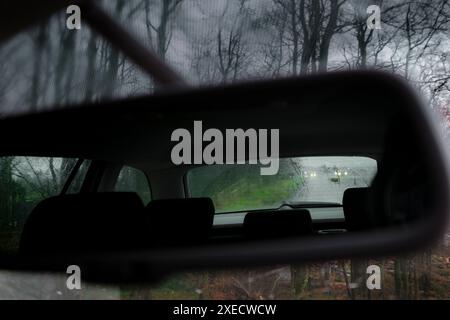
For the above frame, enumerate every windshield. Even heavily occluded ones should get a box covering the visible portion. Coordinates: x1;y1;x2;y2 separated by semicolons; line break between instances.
187;156;377;213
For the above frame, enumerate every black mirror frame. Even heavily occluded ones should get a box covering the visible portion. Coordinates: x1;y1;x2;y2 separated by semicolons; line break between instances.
0;70;448;284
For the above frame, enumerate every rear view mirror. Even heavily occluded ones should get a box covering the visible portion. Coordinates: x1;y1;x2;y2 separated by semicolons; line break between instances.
0;71;448;283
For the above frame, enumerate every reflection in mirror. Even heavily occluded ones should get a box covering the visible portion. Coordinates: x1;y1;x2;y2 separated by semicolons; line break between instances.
180;118;438;243
3;105;442;257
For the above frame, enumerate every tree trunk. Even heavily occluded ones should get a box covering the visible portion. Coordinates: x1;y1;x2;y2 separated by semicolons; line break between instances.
318;0;339;72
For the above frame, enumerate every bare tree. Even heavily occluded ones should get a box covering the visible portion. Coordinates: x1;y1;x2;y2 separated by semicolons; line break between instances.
190;0;252;83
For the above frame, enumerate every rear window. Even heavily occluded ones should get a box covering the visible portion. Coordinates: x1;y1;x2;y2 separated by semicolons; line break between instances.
186;157;377;213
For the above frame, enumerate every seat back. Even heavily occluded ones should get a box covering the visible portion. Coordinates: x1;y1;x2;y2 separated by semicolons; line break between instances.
243;209;313;239
342;187;372;231
144;198;215;246
20;192;145;254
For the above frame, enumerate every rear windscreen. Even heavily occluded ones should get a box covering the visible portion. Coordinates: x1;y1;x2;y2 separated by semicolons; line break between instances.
186;156;377;213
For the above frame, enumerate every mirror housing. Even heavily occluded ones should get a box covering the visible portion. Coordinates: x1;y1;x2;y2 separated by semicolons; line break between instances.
0;71;448;284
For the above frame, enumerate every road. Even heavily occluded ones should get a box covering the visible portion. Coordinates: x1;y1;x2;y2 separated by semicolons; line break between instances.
290;171;356;204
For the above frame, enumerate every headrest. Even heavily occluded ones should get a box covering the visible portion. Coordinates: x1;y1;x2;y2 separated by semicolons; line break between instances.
144;198;215;245
20;192;145;254
243;209;313;239
342;187;372;231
